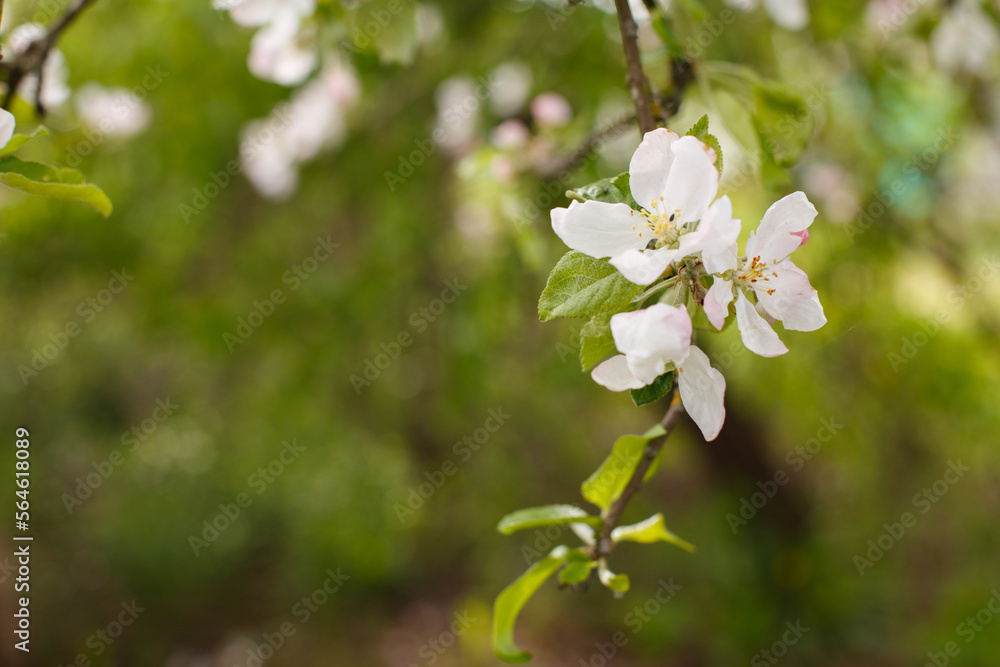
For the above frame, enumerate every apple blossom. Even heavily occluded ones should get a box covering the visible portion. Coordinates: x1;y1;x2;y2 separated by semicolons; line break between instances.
702;192;826;358
0;109;14;150
590;304;727;441
75;84;152;139
551;129;738;286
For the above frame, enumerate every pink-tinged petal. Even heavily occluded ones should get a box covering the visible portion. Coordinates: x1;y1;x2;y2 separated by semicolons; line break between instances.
756;300;777;325
610;246;679;285
704;278;734;330
735;290;788;357
628;128;680;212
677;346;727;441
0;109;14;149
591;355;645;391
755;260;826;331
610;304;692;384
791;228;809;249
551;200;649;259
703;242;738;275
762;0;809;30
677;195;740;257
660;136;719;224
745;191;817;265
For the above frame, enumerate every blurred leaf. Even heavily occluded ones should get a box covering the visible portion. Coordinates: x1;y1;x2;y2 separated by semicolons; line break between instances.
580;313;617;371
497;504;602;535
0;156;112;217
597;559;630;595
685;115;723;174
0;126;48;158
611;512;696;552
538;251;645;321
581;424;667;511
557;549;595;584
753;82;813;168
630;371;674;406
493;546;569;663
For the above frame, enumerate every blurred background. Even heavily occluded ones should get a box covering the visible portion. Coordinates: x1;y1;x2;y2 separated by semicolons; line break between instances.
1;0;999;664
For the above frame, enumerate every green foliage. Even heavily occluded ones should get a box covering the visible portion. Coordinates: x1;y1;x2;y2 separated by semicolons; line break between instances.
557;549;595;584
496;504;602;535
0;156;112;217
0;126;48;158
538;251;645;321
611;512;696;553
579;313;616;371
580;424;667;511
567;172;638;209
685;115;724;174
752;82;814;168
630;370;674;406
597;559;630;594
493;546;569;663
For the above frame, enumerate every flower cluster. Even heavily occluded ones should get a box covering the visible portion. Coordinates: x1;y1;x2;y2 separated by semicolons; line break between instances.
550;128;825;441
214;0;317;86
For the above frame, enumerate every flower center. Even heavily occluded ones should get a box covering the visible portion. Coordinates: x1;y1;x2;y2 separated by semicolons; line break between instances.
735;256;777;295
638;198;681;245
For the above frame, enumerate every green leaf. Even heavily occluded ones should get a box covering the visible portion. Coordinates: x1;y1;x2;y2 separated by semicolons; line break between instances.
0;156;112;217
538;251;646;321
497;504;602;535
752;82;814;168
686;115;723;175
493;546;569;663
0;126;48;158
580;313;617;371
630;371;674;407
611;512;696;553
567;172;638;209
557;549;595;584
581;424;667;511
597;559;630;594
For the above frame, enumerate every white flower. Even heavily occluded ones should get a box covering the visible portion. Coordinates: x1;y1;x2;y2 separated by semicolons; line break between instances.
0;109;15;149
248;10;317;86
702;191;826;358
214;0;315;27
551;128;736;285
931;0;999;75
75;84;152;139
531;92;572;128
590;304;727;441
2;23;71;108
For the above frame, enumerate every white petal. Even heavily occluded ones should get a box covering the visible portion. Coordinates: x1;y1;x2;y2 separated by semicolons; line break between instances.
677;195;740;258
703;242;738;275
677;346;727;441
659;136;719;224
0;109;14;150
551;200;648;259
755;260;826;331
745;192;817;265
610;246;679;285
762;0;809;30
591;355;645;391
611;304;692;384
735;290;788;357
248;13;316;86
704;278;734;330
628;128;680;211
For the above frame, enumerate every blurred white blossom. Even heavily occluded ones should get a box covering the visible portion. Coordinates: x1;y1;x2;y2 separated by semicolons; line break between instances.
75;84;152;139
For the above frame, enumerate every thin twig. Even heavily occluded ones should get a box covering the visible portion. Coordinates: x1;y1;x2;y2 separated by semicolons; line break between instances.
593;390;686;559
0;0;98;113
539;112;637;180
613;0;655;135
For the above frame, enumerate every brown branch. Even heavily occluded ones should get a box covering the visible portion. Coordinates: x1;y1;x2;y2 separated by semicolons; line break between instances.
539;112;637;180
593;390;686;559
658;56;695;122
613;0;655;135
0;0;98;114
